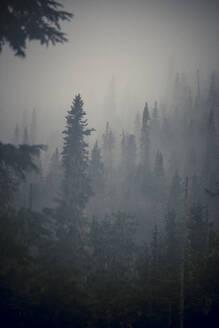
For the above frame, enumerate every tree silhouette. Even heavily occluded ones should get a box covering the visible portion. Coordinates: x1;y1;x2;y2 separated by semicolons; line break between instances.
0;0;73;57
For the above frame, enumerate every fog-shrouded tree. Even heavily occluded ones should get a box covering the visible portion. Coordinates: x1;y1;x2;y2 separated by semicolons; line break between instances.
136;102;153;196
86;141;105;217
150;223;159;282
46;147;62;207
154;150;164;180
0;0;73;57
120;132;137;174
0;142;46;214
134;110;141;149
164;209;179;280
60;94;94;226
102;121;115;171
168;170;182;214
153;150;166;204
140;102;150;169
88;141;104;193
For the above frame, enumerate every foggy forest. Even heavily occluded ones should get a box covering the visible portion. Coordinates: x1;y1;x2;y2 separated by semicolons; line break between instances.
0;0;219;327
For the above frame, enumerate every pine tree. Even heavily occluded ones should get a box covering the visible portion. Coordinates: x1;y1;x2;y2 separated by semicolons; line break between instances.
86;141;105;217
89;141;104;193
0;142;45;213
120;131;126;165
164;209;179;280
187;205;208;277
154;150;164;180
47;147;62;206
120;133;137;173
150;224;159;281
204;107;219;226
168;170;182;213
134;111;141;147
153;150;165;202
126;134;137;172
102;122;115;170
140;102;150;169
61;94;94;223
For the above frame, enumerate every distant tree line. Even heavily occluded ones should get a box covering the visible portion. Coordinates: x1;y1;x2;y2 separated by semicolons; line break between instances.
0;71;219;327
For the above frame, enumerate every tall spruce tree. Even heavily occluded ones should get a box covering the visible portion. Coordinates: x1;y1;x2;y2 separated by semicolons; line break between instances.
88;141;104;193
61;94;94;223
168;170;182;213
134;111;141;147
102;122;115;170
126;134;137;172
46;147;62;207
120;132;137;173
164;209;179;280
140;102;150;169
154;150;164;180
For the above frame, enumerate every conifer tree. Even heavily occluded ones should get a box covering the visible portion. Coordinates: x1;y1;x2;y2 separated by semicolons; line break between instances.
0;142;45;213
102;122;114;170
140;102;150;169
120;132;137;173
206;109;218;174
187;205;208;276
150;224;159;281
120;131;126;166
168;170;182;213
61;94;94;222
47;147;62;206
134;111;141;147
86;141;105;218
164;209;179;280
126;134;137;172
153;151;165;202
154;150;164;180
88;141;104;193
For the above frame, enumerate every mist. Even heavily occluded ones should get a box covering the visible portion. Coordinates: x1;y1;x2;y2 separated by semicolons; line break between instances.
1;0;219;327
1;0;219;142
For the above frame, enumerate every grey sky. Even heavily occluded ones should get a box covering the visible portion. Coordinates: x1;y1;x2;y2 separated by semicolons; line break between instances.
0;0;218;142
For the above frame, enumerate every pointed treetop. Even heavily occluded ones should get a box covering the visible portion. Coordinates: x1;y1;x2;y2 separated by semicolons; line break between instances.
142;102;150;128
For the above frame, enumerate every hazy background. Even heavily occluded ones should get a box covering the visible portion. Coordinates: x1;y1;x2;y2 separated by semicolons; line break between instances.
0;0;219;144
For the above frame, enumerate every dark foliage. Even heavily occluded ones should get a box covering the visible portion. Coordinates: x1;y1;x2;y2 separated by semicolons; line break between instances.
0;0;73;57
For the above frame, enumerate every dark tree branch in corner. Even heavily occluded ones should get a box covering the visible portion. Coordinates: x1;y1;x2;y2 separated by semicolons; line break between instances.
0;0;73;57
